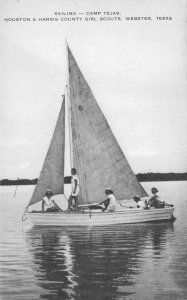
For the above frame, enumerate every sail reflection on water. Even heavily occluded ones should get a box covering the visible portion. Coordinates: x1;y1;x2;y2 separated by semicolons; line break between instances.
24;223;174;299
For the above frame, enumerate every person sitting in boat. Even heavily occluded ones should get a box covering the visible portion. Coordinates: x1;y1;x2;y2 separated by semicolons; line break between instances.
148;187;165;209
99;189;117;212
42;189;62;213
133;195;148;209
68;168;80;211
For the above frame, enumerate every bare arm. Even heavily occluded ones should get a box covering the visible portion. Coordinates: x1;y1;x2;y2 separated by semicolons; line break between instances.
42;200;45;212
99;198;108;205
73;179;77;194
52;200;62;211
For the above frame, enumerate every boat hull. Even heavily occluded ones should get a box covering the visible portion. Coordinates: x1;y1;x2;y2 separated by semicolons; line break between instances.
25;207;175;227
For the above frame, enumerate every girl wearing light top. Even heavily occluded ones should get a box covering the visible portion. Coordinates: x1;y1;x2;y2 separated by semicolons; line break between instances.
148;187;165;208
99;189;117;212
42;189;62;212
133;195;148;209
68;168;80;211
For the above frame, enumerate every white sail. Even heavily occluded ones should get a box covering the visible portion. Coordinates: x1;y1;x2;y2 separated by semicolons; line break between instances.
24;46;175;228
28;99;65;206
68;47;147;205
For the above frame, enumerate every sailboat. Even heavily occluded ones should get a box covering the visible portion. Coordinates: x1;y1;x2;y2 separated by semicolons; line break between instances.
23;44;174;226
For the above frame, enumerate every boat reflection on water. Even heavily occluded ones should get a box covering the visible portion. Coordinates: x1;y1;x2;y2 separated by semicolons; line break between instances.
24;222;174;299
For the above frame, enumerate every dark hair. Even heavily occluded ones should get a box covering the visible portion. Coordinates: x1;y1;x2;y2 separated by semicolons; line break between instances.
151;187;158;193
45;190;52;196
71;168;76;174
105;189;113;195
133;196;140;202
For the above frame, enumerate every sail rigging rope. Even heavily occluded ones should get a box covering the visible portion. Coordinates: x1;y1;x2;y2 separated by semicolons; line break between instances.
22;206;28;222
22;212;28;222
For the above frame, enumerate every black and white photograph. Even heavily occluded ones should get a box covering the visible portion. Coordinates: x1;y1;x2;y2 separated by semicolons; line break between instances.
0;0;187;299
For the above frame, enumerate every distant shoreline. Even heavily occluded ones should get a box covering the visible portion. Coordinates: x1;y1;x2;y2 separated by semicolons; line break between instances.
0;173;186;185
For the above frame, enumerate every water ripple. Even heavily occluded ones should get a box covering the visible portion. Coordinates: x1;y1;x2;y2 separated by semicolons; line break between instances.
1;183;187;299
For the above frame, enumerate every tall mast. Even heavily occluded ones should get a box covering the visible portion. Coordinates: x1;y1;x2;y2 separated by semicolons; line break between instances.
65;39;73;169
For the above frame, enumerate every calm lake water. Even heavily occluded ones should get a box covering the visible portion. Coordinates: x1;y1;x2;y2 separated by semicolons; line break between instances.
0;181;187;300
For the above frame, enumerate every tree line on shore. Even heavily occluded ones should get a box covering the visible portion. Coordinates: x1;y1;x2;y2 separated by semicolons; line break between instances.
136;172;187;182
0;173;187;186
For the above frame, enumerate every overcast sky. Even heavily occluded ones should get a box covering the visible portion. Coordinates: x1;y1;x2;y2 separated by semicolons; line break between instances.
0;0;187;179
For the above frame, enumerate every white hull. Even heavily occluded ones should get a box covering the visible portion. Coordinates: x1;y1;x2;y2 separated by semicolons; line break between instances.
26;207;174;227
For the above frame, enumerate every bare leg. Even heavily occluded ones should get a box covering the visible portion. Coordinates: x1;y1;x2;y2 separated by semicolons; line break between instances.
46;207;59;212
68;195;73;209
74;196;78;211
103;199;110;211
